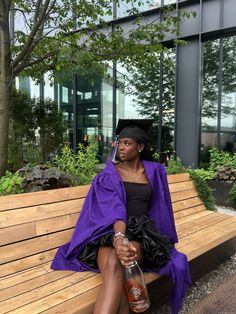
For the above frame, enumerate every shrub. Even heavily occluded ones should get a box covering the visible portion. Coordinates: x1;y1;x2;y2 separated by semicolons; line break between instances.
209;146;236;170
54;144;99;185
193;168;214;181
18;164;75;192
166;157;186;174
0;171;24;195
188;169;216;211
214;165;236;182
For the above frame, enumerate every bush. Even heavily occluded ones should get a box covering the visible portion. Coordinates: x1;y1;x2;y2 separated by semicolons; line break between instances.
0;171;24;195
18;164;75;192
214;165;236;182
54;144;99;185
209;146;236;170
188;169;216;211
194;168;214;181
166;157;216;211
166;157;186;174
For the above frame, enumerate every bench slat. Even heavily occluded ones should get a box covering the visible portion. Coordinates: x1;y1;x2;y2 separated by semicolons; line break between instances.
36;213;79;236
171;189;198;203
9;274;102;314
42;272;161;314
177;216;236;247
167;173;191;183
0;270;75;303
0;222;36;246
0;230;73;265
0;272;95;313
179;222;236;260
176;212;228;232
0;186;90;211
174;204;205;219
169;181;195;193
0;249;57;279
172;196;204;212
0;199;84;229
175;210;213;225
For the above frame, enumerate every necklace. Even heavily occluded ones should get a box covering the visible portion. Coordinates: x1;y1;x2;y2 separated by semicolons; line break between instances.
119;164;145;182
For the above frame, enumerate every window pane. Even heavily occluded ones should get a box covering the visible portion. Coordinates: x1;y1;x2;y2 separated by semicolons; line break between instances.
201;39;220;132
221;36;236;133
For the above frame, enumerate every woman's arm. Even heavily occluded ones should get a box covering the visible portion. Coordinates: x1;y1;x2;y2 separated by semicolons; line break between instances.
113;220;137;266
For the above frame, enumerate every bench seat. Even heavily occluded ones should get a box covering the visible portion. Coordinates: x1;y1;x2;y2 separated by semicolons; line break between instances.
0;173;235;313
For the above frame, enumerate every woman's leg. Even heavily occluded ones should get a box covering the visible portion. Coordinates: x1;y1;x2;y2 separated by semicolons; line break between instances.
94;246;129;314
94;241;144;314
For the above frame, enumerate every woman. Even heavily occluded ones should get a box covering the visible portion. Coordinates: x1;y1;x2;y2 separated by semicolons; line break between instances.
51;119;191;314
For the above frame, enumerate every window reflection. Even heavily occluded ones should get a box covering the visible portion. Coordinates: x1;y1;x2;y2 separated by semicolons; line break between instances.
201;35;236;164
201;39;220;132
221;36;236;133
118;48;176;160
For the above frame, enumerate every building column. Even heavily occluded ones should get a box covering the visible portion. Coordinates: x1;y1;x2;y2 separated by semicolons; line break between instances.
175;39;201;168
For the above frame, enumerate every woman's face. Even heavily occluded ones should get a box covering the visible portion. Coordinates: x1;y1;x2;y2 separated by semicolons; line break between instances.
118;138;144;162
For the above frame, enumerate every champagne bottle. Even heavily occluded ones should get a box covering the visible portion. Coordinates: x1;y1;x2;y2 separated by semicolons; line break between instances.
123;238;150;313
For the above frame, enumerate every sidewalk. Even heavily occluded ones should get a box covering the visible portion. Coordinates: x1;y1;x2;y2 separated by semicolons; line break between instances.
187;272;236;314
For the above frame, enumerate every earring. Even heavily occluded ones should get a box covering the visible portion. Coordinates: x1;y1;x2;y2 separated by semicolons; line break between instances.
139;150;142;153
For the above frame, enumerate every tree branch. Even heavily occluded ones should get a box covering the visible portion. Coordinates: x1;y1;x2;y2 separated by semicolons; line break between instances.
13;51;56;76
12;0;52;68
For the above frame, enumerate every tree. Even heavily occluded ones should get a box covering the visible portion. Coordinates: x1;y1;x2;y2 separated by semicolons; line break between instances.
9;88;36;170
123;49;176;154
34;97;66;162
202;37;236;123
0;0;193;175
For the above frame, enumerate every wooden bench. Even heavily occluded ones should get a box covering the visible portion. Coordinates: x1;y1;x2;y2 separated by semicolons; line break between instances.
0;173;236;314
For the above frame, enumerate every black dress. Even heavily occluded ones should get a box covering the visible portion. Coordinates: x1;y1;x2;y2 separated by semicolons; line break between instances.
77;181;172;271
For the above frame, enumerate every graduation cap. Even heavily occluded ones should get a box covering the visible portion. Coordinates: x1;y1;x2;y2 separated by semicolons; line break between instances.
110;119;154;163
116;119;154;143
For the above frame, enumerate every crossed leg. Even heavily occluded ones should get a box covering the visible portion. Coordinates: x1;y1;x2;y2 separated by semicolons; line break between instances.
93;241;143;314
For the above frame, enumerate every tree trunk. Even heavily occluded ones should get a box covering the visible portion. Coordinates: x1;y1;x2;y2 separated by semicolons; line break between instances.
0;5;12;176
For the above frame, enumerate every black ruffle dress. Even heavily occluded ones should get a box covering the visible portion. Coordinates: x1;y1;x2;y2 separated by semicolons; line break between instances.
77;181;172;271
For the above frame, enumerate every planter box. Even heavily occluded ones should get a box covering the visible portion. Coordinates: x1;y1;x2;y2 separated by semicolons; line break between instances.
207;180;236;209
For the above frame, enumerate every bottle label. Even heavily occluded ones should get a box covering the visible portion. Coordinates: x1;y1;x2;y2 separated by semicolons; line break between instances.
127;283;149;312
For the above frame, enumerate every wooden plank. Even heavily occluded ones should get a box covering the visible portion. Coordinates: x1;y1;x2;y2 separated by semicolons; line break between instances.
172;197;204;212
167;173;191;184
0;266;48;291
0;186;90;211
177;215;232;240
177;217;236;247
179;222;236;261
0;222;36;246
0;230;73;265
36;213;79;236
0;270;75;302
168;181;195;193
42;286;100;314
34;273;160;314
170;189;198;203
8;274;102;314
174;205;205;219
0;199;84;229
0;272;95;313
175;210;213;226
0;249;57;278
176;212;228;233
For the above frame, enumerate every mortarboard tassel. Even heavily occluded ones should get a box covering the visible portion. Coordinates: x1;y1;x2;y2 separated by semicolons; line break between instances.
106;135;119;164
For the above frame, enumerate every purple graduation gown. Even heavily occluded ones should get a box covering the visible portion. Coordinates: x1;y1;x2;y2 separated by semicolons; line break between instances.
51;160;191;313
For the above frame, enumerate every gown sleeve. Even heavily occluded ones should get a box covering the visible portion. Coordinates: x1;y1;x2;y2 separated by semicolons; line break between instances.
51;170;127;271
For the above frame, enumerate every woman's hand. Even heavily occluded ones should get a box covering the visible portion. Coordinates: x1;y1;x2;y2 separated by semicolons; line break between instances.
114;238;137;266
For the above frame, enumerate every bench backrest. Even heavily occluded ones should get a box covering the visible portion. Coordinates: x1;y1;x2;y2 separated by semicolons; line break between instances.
0;173;205;278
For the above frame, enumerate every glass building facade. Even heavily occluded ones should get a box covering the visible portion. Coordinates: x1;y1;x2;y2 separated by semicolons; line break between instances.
17;0;236;166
